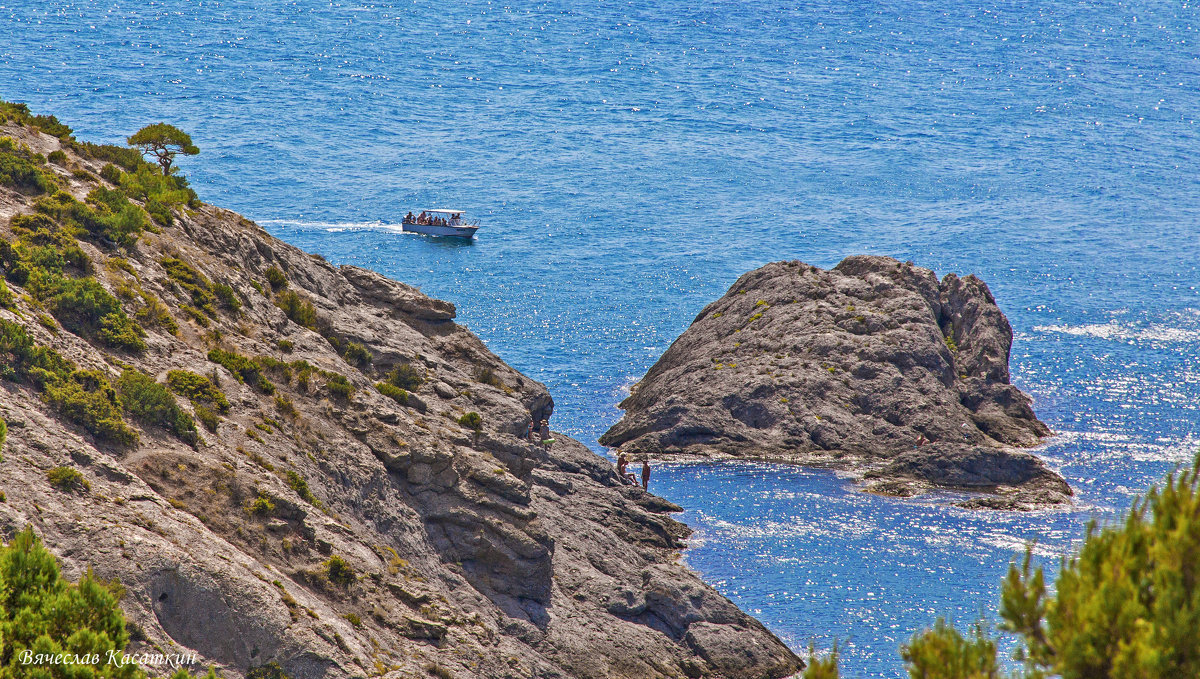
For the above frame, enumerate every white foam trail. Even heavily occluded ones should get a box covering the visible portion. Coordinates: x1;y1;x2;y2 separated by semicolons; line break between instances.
257;218;409;234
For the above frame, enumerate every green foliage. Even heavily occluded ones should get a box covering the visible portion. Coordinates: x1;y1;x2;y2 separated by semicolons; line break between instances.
457;411;483;432
83;186;148;247
161;257;217;316
286;471;322;508
246;493;276;516
902;618;999;679
0;101;74;137
127;122;199;176
0;416;6;453
277;339;294;353
0;279;12;308
325;555;356;587
473;366;504;389
194;404;220;433
43;369;139;446
45;277;146;352
342;341;372;369
213;282;242;312
207;349;274;394
264;265;287;291
385;363;423;391
117;166;197;224
343;612;362;628
996;454;1200;678
0;136;54;193
274;290;317;330
46;466;90;493
888;453;1200;679
0;526;144;679
325;373;354;399
99;163;122;184
0;318;72;385
116;369;198;445
166;370;229;413
79;143;145;172
47;149;67;165
245;662;291;679
945;334;959;353
800;643;840;679
375;382;408;405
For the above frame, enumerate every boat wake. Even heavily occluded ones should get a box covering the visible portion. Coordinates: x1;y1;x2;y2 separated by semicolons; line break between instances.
257;218;411;234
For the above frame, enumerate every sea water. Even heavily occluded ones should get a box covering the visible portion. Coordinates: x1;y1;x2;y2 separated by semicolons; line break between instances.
4;1;1199;675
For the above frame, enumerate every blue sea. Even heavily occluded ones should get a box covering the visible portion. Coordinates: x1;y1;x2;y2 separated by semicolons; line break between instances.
4;1;1199;675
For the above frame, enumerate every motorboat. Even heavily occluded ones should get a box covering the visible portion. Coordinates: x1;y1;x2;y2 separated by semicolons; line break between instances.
401;209;480;238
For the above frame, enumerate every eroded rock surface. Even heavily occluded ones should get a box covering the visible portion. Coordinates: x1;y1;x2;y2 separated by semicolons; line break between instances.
600;257;1068;508
0;119;801;678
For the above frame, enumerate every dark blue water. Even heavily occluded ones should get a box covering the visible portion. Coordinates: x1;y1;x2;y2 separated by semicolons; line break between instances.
5;2;1199;675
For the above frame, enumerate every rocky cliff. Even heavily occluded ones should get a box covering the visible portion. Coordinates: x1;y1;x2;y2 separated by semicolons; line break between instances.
0;111;801;678
600;257;1069;508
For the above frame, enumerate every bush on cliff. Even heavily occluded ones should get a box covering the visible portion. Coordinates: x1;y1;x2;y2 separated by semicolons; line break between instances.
0;527;143;679
275;290;317;330
167;369;230;413
881;453;1200;678
207;348;274;394
45;278;146;353
116;369;198;445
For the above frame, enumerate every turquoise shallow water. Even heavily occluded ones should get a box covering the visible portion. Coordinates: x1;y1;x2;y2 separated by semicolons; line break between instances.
4;1;1200;675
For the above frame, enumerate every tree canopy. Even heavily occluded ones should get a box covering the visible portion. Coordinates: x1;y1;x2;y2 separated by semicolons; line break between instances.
126;124;198;177
803;453;1200;679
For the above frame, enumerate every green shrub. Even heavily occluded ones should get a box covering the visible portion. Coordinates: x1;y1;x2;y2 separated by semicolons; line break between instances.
0;416;6;453
194;404;220;433
326;373;354;399
213;282;242;312
161;257;216;316
274;395;298;418
457;411;483;432
343;612;362;628
246;662;291;679
275;290;317;330
46;466;90;493
800;645;840;679
0;138;54;193
246;493;276;516
325;555;356;587
277;339;294;353
47;149;67;165
0;526;144;678
116;369;198;445
901;619;997;679
0;318;72;385
84;186;147;247
342;341;372;369
167;369;229;413
375;382;407;405
99;163;122;184
385;363;423;390
474;366;504;389
0;279;12;308
207;349;274;394
265;265;287;291
43;369;138;445
45;278;146;352
286;470;321;508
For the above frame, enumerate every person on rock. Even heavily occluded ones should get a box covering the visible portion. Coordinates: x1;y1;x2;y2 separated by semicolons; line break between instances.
617;453;638;486
539;419;551;448
525;419;536;442
641;458;651;490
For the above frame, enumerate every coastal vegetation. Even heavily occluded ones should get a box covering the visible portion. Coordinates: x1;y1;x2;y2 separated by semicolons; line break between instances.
804;454;1200;678
126;123;199;177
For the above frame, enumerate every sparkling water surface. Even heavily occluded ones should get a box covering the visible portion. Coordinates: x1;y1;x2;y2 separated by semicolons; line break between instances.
4;1;1200;675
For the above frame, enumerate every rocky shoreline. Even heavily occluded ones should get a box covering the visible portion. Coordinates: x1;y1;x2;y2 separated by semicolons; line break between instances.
601;257;1071;510
0;113;801;678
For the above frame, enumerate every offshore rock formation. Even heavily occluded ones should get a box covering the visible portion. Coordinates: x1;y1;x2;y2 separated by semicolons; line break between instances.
600;257;1070;509
0;118;801;678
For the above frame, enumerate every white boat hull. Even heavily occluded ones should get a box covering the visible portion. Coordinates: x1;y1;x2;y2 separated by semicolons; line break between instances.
402;220;478;238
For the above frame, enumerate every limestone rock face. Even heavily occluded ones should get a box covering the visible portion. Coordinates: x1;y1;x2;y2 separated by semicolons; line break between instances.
0;120;801;678
600;257;1067;507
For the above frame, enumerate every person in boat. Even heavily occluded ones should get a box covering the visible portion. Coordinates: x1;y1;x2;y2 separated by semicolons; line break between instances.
417;211;428;225
617;453;638;486
641;458;651;490
405;211;415;222
449;213;460;226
